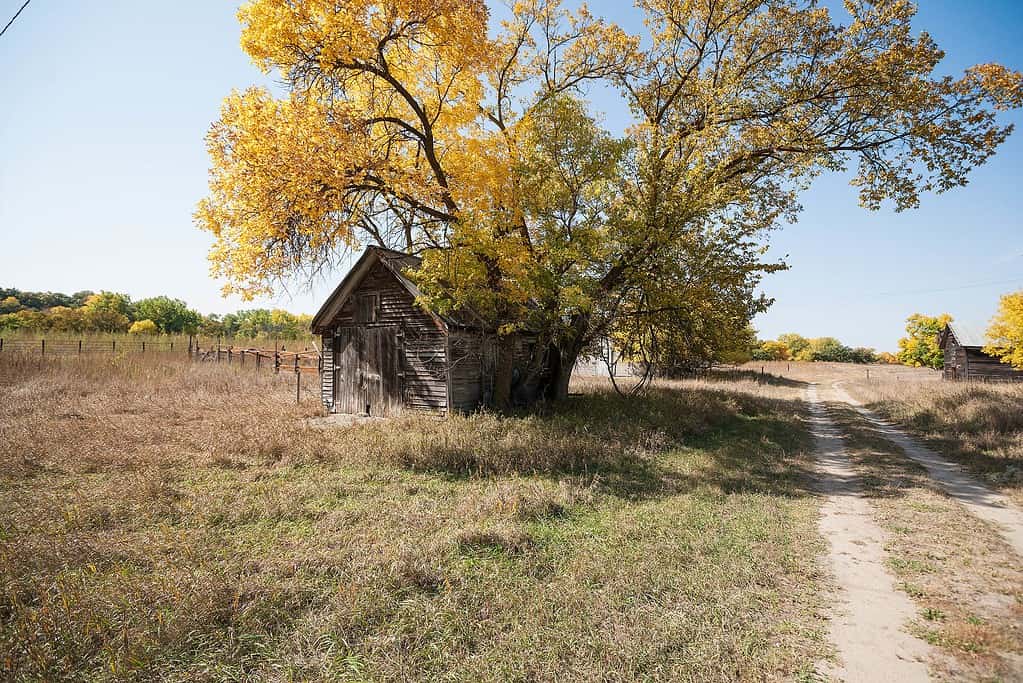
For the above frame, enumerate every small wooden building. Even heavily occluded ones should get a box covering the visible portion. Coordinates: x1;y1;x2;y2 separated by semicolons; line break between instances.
311;246;545;415
938;322;1023;382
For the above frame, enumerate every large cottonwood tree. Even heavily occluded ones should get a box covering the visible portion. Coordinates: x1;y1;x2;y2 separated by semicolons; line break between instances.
198;0;1023;405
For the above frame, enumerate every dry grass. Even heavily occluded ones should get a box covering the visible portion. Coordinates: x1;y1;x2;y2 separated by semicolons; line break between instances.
734;360;1023;505
830;403;1023;682
840;372;1023;506
1;352;829;681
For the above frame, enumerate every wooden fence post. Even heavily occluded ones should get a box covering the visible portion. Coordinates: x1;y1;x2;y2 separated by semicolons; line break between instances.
78;340;82;355
142;341;146;353
41;339;45;356
296;367;301;404
1;338;4;352
112;339;116;352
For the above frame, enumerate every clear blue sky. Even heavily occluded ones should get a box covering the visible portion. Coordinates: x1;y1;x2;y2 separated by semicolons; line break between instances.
1;1;1021;351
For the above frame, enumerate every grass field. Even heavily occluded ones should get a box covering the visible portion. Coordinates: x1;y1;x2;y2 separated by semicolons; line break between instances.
0;354;830;681
742;360;1023;505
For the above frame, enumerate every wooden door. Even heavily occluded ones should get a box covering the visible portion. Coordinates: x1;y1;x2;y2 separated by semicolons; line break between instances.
334;328;360;415
333;326;402;415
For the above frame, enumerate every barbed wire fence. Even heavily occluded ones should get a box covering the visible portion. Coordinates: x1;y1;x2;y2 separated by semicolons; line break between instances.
0;335;324;403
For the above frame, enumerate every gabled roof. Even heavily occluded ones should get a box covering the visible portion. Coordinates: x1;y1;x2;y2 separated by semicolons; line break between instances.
939;321;988;350
310;246;484;333
310;247;429;333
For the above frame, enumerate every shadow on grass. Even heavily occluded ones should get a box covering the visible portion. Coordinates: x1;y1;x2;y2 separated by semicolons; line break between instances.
376;384;820;502
697;368;811;389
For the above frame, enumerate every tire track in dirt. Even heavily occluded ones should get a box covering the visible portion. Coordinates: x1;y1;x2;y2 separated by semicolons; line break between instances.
807;384;933;682
832;382;1023;558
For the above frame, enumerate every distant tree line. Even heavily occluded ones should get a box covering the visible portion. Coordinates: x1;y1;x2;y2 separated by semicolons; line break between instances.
202;309;313;339
751;333;882;364
754;298;1021;371
0;287;312;339
0;288;94;311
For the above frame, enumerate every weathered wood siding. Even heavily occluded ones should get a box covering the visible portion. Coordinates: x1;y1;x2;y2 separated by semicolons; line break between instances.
321;332;334;411
447;333;546;411
325;261;448;414
942;343;969;380
963;347;1023;382
944;341;1023;382
333;326;403;416
512;335;544;404
316;252;554;414
448;332;495;412
402;326;448;413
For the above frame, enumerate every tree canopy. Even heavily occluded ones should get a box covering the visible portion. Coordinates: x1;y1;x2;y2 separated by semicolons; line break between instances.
0;287;92;312
896;312;951;369
133;297;202;335
129;319;160;336
198;0;1023;401
82;292;133;318
985;290;1023;369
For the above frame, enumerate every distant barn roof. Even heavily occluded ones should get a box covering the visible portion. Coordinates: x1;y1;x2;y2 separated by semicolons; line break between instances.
946;321;988;348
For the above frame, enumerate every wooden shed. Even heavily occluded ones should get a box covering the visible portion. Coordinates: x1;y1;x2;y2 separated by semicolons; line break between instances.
311;246;546;415
938;322;1023;382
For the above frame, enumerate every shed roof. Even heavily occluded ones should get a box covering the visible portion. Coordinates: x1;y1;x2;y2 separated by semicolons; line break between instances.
943;321;988;349
310;246;485;333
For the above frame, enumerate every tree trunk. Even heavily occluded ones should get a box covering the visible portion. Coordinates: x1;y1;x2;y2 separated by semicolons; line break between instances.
550;344;581;401
492;335;516;411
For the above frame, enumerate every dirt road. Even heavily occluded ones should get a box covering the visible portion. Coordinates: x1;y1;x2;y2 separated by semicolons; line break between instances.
832;382;1023;557
802;370;1023;681
807;384;933;682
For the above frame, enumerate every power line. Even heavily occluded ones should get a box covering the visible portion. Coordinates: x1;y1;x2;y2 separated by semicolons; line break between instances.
0;0;31;39
875;276;1023;297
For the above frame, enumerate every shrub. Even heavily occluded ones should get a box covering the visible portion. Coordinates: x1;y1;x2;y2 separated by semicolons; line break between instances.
129;319;159;335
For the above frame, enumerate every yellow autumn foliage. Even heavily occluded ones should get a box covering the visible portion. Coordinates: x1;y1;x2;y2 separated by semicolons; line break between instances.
196;0;1023;398
985;291;1023;370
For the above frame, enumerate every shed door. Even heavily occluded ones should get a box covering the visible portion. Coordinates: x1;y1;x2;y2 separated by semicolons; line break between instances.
334;326;402;416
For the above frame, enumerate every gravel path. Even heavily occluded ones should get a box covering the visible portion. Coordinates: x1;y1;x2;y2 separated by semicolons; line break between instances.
807;384;933;682
832;382;1023;557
